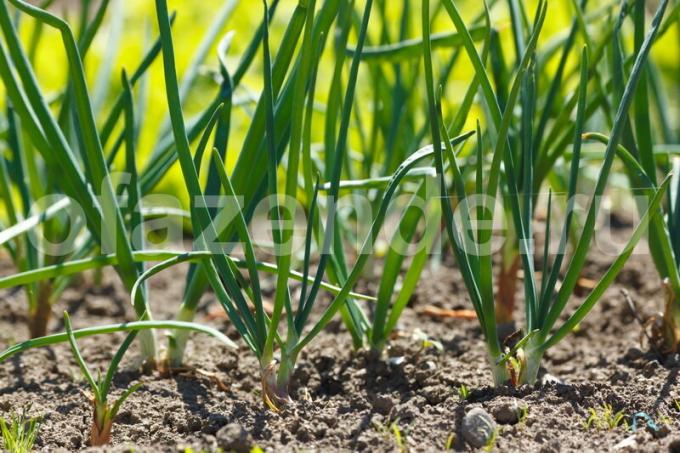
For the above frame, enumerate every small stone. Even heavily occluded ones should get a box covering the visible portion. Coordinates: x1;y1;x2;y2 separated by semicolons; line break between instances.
216;423;252;453
372;395;395;415
462;407;496;448
625;347;644;361
540;373;564;386
490;398;527;424
668;438;680;453
423;360;437;370
387;356;405;366
665;354;680;368
613;435;637;450
653;424;671;439
644;360;661;377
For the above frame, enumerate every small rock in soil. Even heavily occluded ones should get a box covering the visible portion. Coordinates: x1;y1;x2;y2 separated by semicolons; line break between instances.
540;373;564;386
644;360;661;377
668;438;680;453
423;360;437;370
653;424;672;439
624;347;644;361
489;397;527;424
216;423;252;453
422;385;448;405
462;407;496;448
538;439;561;453
387;356;405;366
372;394;395;415
665;354;680;368
613;435;637;450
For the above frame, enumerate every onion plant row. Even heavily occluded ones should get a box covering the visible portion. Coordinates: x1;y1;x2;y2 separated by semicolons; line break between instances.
419;0;672;385
0;0;676;423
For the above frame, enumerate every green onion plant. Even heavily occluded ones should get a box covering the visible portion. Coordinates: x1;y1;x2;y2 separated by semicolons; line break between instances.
0;0;243;368
0;0;170;363
0;0;135;339
470;0;633;326
578;0;680;354
63;312;141;446
150;0;479;408
421;0;671;385
302;0;493;355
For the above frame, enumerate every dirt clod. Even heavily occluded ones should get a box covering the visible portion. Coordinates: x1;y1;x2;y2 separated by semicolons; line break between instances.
489;397;527;424
215;423;252;453
371;394;395;415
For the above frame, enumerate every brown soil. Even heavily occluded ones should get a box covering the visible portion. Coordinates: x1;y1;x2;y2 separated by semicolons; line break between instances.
1;228;680;452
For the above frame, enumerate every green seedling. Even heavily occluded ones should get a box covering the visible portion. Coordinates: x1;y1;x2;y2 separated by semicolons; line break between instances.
0;407;40;453
413;329;444;353
583;404;626;431
458;384;470;401
445;433;455;450
63;312;142;445
484;428;500;452
0;314;237;445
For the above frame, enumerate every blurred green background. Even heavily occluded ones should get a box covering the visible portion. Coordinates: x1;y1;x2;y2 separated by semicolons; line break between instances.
4;0;679;209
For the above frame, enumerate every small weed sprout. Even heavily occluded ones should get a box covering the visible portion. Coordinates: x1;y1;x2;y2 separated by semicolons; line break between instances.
583;404;626;431
518;406;529;425
373;418;408;452
458;384;470;401
389;420;408;453
659;414;672;426
445;433;455;450
484;428;500;452
0;408;41;453
413;329;444;354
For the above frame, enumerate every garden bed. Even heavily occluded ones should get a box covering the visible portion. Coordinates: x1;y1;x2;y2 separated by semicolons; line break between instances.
1;227;679;452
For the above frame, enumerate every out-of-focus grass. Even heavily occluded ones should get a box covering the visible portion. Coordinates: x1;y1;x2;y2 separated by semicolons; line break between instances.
4;0;679;208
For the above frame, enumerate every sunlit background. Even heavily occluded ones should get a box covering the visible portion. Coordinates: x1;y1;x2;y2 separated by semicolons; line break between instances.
4;0;679;210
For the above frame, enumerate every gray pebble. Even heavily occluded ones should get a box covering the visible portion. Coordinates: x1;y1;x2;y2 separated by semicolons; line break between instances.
540;373;564;386
462;407;496;448
216;423;252;453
